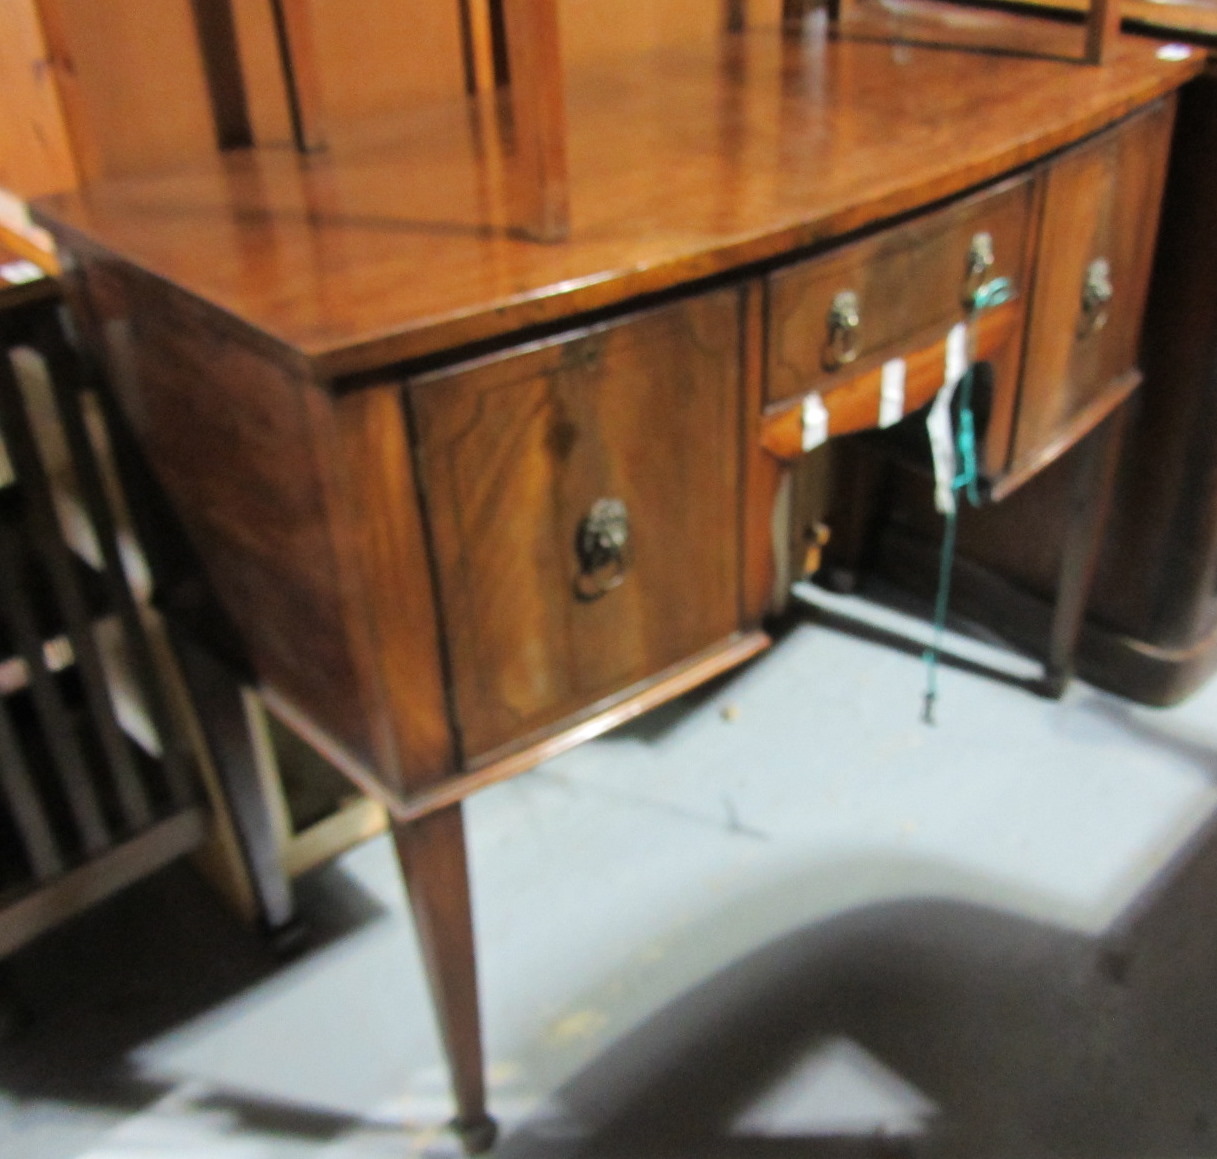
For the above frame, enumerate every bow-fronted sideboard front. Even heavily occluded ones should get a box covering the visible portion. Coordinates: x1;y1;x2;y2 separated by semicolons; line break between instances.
33;6;1201;1147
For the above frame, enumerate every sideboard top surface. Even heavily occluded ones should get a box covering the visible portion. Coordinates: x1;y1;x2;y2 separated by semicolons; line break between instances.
34;0;1202;380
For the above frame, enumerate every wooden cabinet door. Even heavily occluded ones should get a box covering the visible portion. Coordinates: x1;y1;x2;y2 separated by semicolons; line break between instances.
1012;99;1174;476
409;289;743;761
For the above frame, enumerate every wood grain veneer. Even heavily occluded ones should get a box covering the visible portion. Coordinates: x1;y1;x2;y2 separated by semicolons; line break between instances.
409;288;742;759
766;173;1034;407
1013;97;1172;474
34;4;1201;379
77;259;378;766
33;9;1201;1149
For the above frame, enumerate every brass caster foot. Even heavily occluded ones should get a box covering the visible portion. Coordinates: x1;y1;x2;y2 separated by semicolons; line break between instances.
263;916;310;961
453;1113;498;1154
1039;667;1070;699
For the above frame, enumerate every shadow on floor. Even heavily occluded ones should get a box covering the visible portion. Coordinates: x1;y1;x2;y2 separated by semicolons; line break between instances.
0;855;388;1142
4;725;1217;1157
497;812;1217;1159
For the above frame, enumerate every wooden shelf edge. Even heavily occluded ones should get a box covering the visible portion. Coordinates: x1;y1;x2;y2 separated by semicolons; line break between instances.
945;0;1217;44
0;807;206;958
281;795;388;878
0;223;59;279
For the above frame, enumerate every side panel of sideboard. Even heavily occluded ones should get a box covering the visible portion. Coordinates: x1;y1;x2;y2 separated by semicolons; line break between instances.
69;259;448;782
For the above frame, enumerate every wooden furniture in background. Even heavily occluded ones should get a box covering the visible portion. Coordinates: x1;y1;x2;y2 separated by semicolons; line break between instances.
0;0;464;918
33;6;1199;1147
1087;0;1122;62
0;249;204;957
0;0;788;212
975;0;1217;39
0;246;383;951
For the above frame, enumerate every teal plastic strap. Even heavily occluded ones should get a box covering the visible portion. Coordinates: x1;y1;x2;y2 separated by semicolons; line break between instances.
971;276;1014;313
922;365;982;725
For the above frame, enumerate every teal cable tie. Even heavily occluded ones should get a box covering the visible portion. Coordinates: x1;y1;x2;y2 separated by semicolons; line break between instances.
922;365;983;725
971;277;1014;312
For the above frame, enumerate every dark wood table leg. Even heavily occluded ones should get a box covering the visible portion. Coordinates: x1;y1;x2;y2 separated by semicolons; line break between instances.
168;627;297;940
1043;405;1128;698
391;805;497;1154
0;960;29;1042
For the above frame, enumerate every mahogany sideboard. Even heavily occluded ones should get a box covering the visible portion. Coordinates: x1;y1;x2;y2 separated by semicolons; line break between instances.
837;2;1217;707
31;5;1201;1149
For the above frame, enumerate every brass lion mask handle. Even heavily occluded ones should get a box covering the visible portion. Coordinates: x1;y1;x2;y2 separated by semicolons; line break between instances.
1080;257;1113;336
574;498;630;601
823;290;861;370
964;231;995;309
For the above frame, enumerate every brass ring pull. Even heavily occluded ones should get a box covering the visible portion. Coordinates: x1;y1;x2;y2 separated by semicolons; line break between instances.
1079;257;1113;336
963;231;995;309
573;498;630;601
823;290;861;370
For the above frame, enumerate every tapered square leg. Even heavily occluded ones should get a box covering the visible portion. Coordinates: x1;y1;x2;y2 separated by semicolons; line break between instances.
391;805;497;1153
1043;407;1127;697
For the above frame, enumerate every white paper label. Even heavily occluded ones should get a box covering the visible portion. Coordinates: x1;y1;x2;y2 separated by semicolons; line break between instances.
0;260;45;285
945;322;968;392
1157;43;1192;61
927;323;970;516
927;384;958;516
802;392;829;452
879;358;906;428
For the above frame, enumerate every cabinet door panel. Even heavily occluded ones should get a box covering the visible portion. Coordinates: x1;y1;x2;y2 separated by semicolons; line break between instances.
1013;100;1174;473
410;289;742;760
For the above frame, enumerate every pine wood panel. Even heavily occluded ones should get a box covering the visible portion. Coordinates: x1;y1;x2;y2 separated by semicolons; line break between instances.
563;0;784;62
231;0;468;151
268;0;328;152
309;0;466;125
47;0;216;178
230;0;295;147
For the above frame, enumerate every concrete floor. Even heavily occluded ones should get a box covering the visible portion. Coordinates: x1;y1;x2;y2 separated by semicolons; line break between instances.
4;590;1217;1159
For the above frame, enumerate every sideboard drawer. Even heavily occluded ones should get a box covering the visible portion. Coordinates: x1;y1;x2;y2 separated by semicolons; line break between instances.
408;289;743;761
766;172;1036;409
1012;100;1174;475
